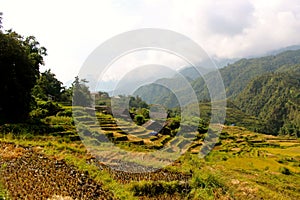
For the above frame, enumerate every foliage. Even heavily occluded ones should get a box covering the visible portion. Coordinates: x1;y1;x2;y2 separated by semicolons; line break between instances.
129;96;149;109
0;123;47;136
168;117;181;130
30;100;63;119
235;68;300;135
190;171;228;199
279;167;292;175
95;91;110;106
135;49;300;107
0;27;46;123
134;83;180;108
134;115;145;125
71;77;92;107
0;12;2;30
0;181;9;200
130;180;189;197
43;116;74;126
183;102;264;132
32;69;64;101
134;108;149;119
56;108;72;117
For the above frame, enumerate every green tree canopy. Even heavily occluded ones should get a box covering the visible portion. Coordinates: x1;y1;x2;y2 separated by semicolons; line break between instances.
71;76;92;107
32;69;63;101
129;96;149;109
0;16;46;123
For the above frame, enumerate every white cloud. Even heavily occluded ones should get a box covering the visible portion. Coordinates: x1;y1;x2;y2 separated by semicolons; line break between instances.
101;50;187;82
1;0;300;84
1;0;141;83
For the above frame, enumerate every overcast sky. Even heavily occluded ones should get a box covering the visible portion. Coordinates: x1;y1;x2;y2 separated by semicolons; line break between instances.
1;0;300;84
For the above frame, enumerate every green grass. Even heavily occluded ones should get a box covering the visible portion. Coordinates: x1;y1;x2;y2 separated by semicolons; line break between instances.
1;108;300;199
0;182;9;200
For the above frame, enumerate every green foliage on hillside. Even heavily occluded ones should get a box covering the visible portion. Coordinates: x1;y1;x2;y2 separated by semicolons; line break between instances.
135;50;300;108
219;50;300;98
71;77;92;107
32;69;71;102
129;96;149;109
235;66;300;136
183;101;264;132
134;50;300;135
0;27;46;123
135;84;179;108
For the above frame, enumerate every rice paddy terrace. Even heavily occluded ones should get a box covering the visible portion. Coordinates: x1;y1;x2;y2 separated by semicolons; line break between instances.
75;109;199;154
0;108;300;199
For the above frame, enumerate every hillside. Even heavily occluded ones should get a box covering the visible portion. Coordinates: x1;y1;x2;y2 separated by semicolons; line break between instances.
235;66;300;135
2;120;300;199
135;49;300;107
218;49;300;98
134;50;300;135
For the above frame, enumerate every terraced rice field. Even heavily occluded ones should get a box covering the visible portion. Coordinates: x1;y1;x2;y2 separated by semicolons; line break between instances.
0;143;116;200
1;112;300;199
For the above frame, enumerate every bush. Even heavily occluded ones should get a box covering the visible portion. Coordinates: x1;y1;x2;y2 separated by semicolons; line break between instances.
38;101;62;116
131;181;190;197
0;122;55;136
57;108;72;117
190;171;228;198
134;115;145;125
43;116;74;126
169;118;180;130
30;100;63;118
279;167;291;175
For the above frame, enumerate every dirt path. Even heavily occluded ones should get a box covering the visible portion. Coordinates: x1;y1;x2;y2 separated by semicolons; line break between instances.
0;142;116;200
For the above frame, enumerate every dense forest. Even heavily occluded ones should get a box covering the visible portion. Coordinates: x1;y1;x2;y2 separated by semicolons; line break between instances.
235;68;300;135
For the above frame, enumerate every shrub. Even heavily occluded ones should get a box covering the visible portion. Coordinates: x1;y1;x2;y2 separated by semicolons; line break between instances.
0;123;50;136
30;100;63;118
134;115;145;125
279;167;291;175
131;181;190;197
43;116;74;126
190;171;228;199
169;118;180;130
57;108;72;117
38;101;62;115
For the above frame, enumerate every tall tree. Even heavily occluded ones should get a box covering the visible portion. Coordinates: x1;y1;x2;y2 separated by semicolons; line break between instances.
32;69;63;101
0;17;46;123
72;76;92;107
0;12;3;30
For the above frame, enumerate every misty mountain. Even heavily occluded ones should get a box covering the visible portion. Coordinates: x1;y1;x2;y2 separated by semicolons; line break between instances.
135;49;300;108
264;45;300;57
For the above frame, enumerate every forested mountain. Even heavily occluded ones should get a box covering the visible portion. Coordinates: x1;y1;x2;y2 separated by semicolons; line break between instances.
135;50;300;135
135;49;300;107
192;49;300;101
235;65;300;135
264;45;300;57
218;49;300;98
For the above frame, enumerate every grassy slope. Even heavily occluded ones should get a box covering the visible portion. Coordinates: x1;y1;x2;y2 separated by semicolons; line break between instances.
0;107;300;199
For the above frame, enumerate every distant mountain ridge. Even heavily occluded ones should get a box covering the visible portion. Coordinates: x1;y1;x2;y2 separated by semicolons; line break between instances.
134;49;300;135
135;49;300;107
264;45;300;56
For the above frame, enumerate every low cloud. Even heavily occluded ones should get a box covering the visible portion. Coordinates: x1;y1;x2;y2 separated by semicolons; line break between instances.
2;0;300;83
